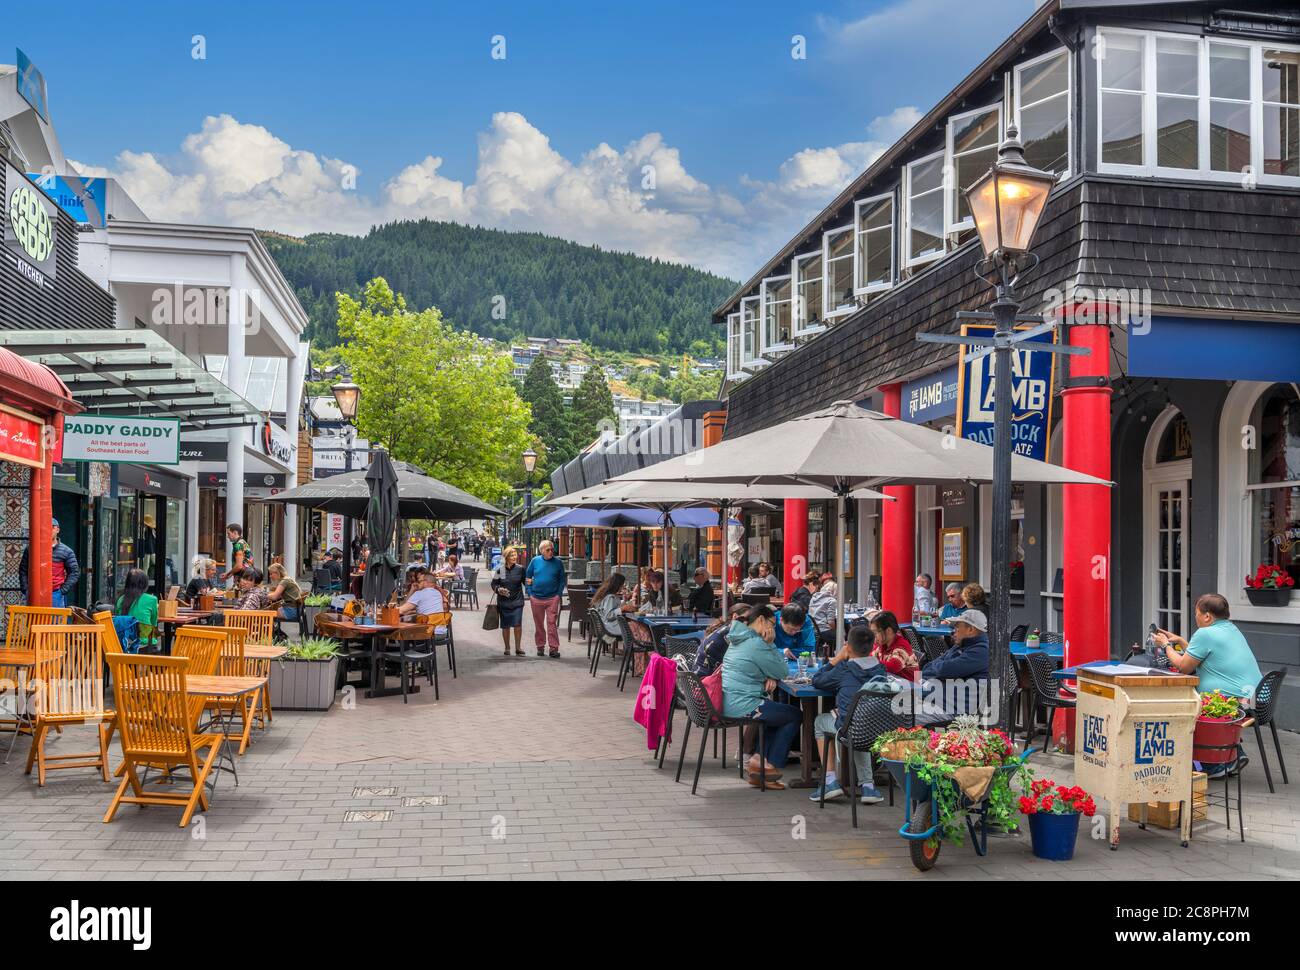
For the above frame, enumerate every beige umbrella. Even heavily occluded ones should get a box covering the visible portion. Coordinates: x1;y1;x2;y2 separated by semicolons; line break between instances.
607;400;1111;653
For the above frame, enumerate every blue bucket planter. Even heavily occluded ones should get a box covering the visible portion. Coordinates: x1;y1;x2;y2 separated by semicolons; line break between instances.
1028;812;1081;861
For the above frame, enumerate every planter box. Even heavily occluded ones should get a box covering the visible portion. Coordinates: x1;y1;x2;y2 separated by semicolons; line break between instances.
1192;715;1247;764
1244;586;1293;607
268;657;340;711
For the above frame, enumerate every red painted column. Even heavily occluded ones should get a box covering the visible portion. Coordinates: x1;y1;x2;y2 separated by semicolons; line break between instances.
880;384;916;618
783;500;808;602
29;458;53;607
1056;304;1114;749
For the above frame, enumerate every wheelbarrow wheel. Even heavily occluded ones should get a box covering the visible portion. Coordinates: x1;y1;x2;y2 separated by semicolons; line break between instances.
908;801;941;871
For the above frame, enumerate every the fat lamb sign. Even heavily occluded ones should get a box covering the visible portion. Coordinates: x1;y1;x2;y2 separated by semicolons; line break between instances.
63;415;181;464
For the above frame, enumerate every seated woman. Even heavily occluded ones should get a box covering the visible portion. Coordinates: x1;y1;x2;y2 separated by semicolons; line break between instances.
720;605;803;790
436;553;465;583
115;567;159;652
184;557;217;605
868;610;919;680
592;572;631;639
692;603;749;675
635;569;665;613
233;566;272;611
960;582;988;623
266;563;304;623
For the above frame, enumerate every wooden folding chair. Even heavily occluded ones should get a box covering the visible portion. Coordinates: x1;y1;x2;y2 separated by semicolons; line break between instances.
172;627;227;731
92;611;123;653
224;609;275;646
103;652;222;828
3;605;72;652
24;625;116;786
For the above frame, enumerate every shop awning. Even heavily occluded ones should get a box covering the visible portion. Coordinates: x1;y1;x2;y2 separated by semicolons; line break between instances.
0;345;81;416
0;329;262;431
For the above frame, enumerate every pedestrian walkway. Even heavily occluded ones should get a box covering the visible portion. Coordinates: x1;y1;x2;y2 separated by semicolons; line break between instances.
0;562;1296;881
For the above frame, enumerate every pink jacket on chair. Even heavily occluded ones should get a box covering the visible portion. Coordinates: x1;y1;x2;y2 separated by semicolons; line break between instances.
633;653;678;751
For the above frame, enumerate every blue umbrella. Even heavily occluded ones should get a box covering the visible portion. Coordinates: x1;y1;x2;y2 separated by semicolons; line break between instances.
526;506;736;530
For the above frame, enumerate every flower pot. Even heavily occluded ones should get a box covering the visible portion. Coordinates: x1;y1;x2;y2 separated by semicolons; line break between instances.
1243;586;1293;607
268;657;340;711
1192;715;1247;765
1027;811;1080;861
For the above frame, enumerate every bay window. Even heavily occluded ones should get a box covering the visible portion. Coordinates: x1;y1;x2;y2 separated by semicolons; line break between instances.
947;104;1002;233
760;275;793;356
822;224;855;316
854;193;894;295
1247;385;1300;583
792;251;824;336
904;151;945;267
1098;29;1300;185
1015;48;1071;175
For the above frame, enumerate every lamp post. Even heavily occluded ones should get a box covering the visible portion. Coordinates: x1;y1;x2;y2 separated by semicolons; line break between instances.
917;126;1085;731
331;380;362;582
521;448;538;552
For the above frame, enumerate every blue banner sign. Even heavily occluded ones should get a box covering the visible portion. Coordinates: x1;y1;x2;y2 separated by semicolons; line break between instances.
29;173;108;228
16;49;49;123
956;324;1057;461
901;364;959;424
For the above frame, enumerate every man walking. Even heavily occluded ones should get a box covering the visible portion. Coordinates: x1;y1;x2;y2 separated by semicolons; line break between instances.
19;517;81;607
524;539;566;658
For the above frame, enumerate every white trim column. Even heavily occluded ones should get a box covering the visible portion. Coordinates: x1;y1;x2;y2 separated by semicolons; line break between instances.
186;473;200;571
225;254;248;581
283;340;307;576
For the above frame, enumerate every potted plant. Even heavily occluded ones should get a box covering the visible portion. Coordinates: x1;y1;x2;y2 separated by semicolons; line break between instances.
871;726;931;763
1192;690;1249;767
1019;778;1096;860
301;592;333;637
1244;563;1294;607
268;637;341;711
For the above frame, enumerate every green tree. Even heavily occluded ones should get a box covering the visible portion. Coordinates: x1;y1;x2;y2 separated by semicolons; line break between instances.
521;355;573;473
335;278;532;505
570;367;617;451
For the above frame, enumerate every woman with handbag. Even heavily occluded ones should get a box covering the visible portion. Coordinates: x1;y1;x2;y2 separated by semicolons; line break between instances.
491;546;527;656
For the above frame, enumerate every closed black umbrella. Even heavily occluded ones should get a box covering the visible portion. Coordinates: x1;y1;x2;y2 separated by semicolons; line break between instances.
362;449;401;608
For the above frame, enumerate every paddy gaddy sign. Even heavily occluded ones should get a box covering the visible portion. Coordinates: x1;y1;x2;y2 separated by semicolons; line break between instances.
62;416;181;465
956;323;1057;462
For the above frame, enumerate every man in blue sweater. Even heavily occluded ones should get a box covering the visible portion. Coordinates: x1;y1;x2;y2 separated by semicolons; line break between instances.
524;539;567;658
918;609;990;725
808;626;886;805
773;602;817;658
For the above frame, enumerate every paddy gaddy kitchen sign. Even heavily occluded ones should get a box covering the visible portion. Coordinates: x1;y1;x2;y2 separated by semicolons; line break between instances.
63;415;181;464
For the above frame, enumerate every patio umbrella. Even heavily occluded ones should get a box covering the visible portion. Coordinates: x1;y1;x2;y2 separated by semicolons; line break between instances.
361;449;401;609
268;460;503;520
609;400;1111;667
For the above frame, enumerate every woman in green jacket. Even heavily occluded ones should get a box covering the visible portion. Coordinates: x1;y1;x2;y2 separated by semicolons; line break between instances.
115;567;159;651
720;605;803;789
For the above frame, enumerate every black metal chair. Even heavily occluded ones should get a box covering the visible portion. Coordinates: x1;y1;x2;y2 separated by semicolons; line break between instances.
1041;630;1065;646
616;616;656;692
382;624;439;703
1251;668;1290;794
566;587;590;642
588;608;620;676
659;634;700;661
1022;650;1074;752
674;670;764;795
450;568;478;610
818;692;910;827
1010;623;1028;643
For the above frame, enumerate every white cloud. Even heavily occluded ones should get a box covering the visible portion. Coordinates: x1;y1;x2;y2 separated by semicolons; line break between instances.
78;108;919;280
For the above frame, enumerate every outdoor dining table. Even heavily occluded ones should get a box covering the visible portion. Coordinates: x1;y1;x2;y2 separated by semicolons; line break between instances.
777;659;833;789
189;674;266;786
159;611;216;655
319;618;430;699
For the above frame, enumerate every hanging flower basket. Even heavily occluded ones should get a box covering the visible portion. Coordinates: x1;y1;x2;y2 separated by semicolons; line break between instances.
1244;563;1295;606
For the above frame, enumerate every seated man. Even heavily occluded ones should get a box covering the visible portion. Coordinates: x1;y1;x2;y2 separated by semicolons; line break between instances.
399;568;448;634
788;574;817;611
809;626;885;805
740;564;768;594
772;602;816;659
686;567;716;615
916;609;989;726
938;583;965;622
232;566;272;611
1155;592;1263;776
808;577;838;646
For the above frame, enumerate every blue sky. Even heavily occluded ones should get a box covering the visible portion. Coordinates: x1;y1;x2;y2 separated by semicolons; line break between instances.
6;0;1040;278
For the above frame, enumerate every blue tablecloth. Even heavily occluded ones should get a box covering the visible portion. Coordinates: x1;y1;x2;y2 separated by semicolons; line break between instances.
907;624;952;638
1010;639;1065;659
780;660;833;698
639;615;711;630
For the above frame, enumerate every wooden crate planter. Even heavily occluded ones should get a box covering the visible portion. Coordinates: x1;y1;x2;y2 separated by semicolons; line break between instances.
1128;772;1208;830
268;657;340;711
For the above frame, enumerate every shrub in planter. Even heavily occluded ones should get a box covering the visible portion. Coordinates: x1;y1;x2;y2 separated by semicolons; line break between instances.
1244;563;1294;606
300;593;333;637
1193;691;1248;765
1019;778;1096;861
268;637;341;711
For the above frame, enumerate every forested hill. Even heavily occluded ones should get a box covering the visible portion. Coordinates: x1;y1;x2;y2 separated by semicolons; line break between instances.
260;221;737;353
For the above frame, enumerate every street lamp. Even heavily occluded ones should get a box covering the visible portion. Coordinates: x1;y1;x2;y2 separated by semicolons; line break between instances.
521;448;538;548
330;380;362;581
917;125;1083;731
331;380;361;422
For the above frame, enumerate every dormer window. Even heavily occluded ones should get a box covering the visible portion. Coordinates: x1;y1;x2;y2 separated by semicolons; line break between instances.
823;224;856;316
793;251;824;336
760;275;794;356
904;151;945;268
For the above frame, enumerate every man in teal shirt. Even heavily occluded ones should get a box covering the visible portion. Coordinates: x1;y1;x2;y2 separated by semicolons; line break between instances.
1155;592;1263;777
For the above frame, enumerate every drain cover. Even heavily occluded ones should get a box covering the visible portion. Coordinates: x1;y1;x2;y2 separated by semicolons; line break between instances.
352;786;397;797
343;810;393;822
402;795;447;807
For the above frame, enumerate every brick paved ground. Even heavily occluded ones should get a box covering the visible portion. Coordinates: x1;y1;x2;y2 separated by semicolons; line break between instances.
2;563;1297;881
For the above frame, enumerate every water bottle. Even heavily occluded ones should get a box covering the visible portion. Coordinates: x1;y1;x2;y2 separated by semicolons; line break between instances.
796;652;809;680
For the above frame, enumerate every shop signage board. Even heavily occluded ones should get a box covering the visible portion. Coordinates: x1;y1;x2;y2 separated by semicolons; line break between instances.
29;172;108;228
901;364;959;424
956;323;1056;461
4;161;57;289
0;403;46;467
312;433;370;476
260;419;295;465
202;471;286;489
179;440;227;462
16;49;49;122
327;513;345;550
63;415;181;464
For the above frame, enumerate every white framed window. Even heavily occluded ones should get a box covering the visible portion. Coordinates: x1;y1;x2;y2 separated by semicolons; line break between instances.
725;311;742;378
759;274;793;356
792;251;824;336
739;295;764;370
854;192;894;295
822;224;856;316
1098;29;1300;185
1015;47;1072;176
946;104;1002;234
904;150;946;268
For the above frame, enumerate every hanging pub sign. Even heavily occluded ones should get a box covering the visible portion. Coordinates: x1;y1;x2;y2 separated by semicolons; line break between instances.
0;403;46;467
62;415;181;464
956;323;1057;462
4;161;57;289
901;364;959;424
